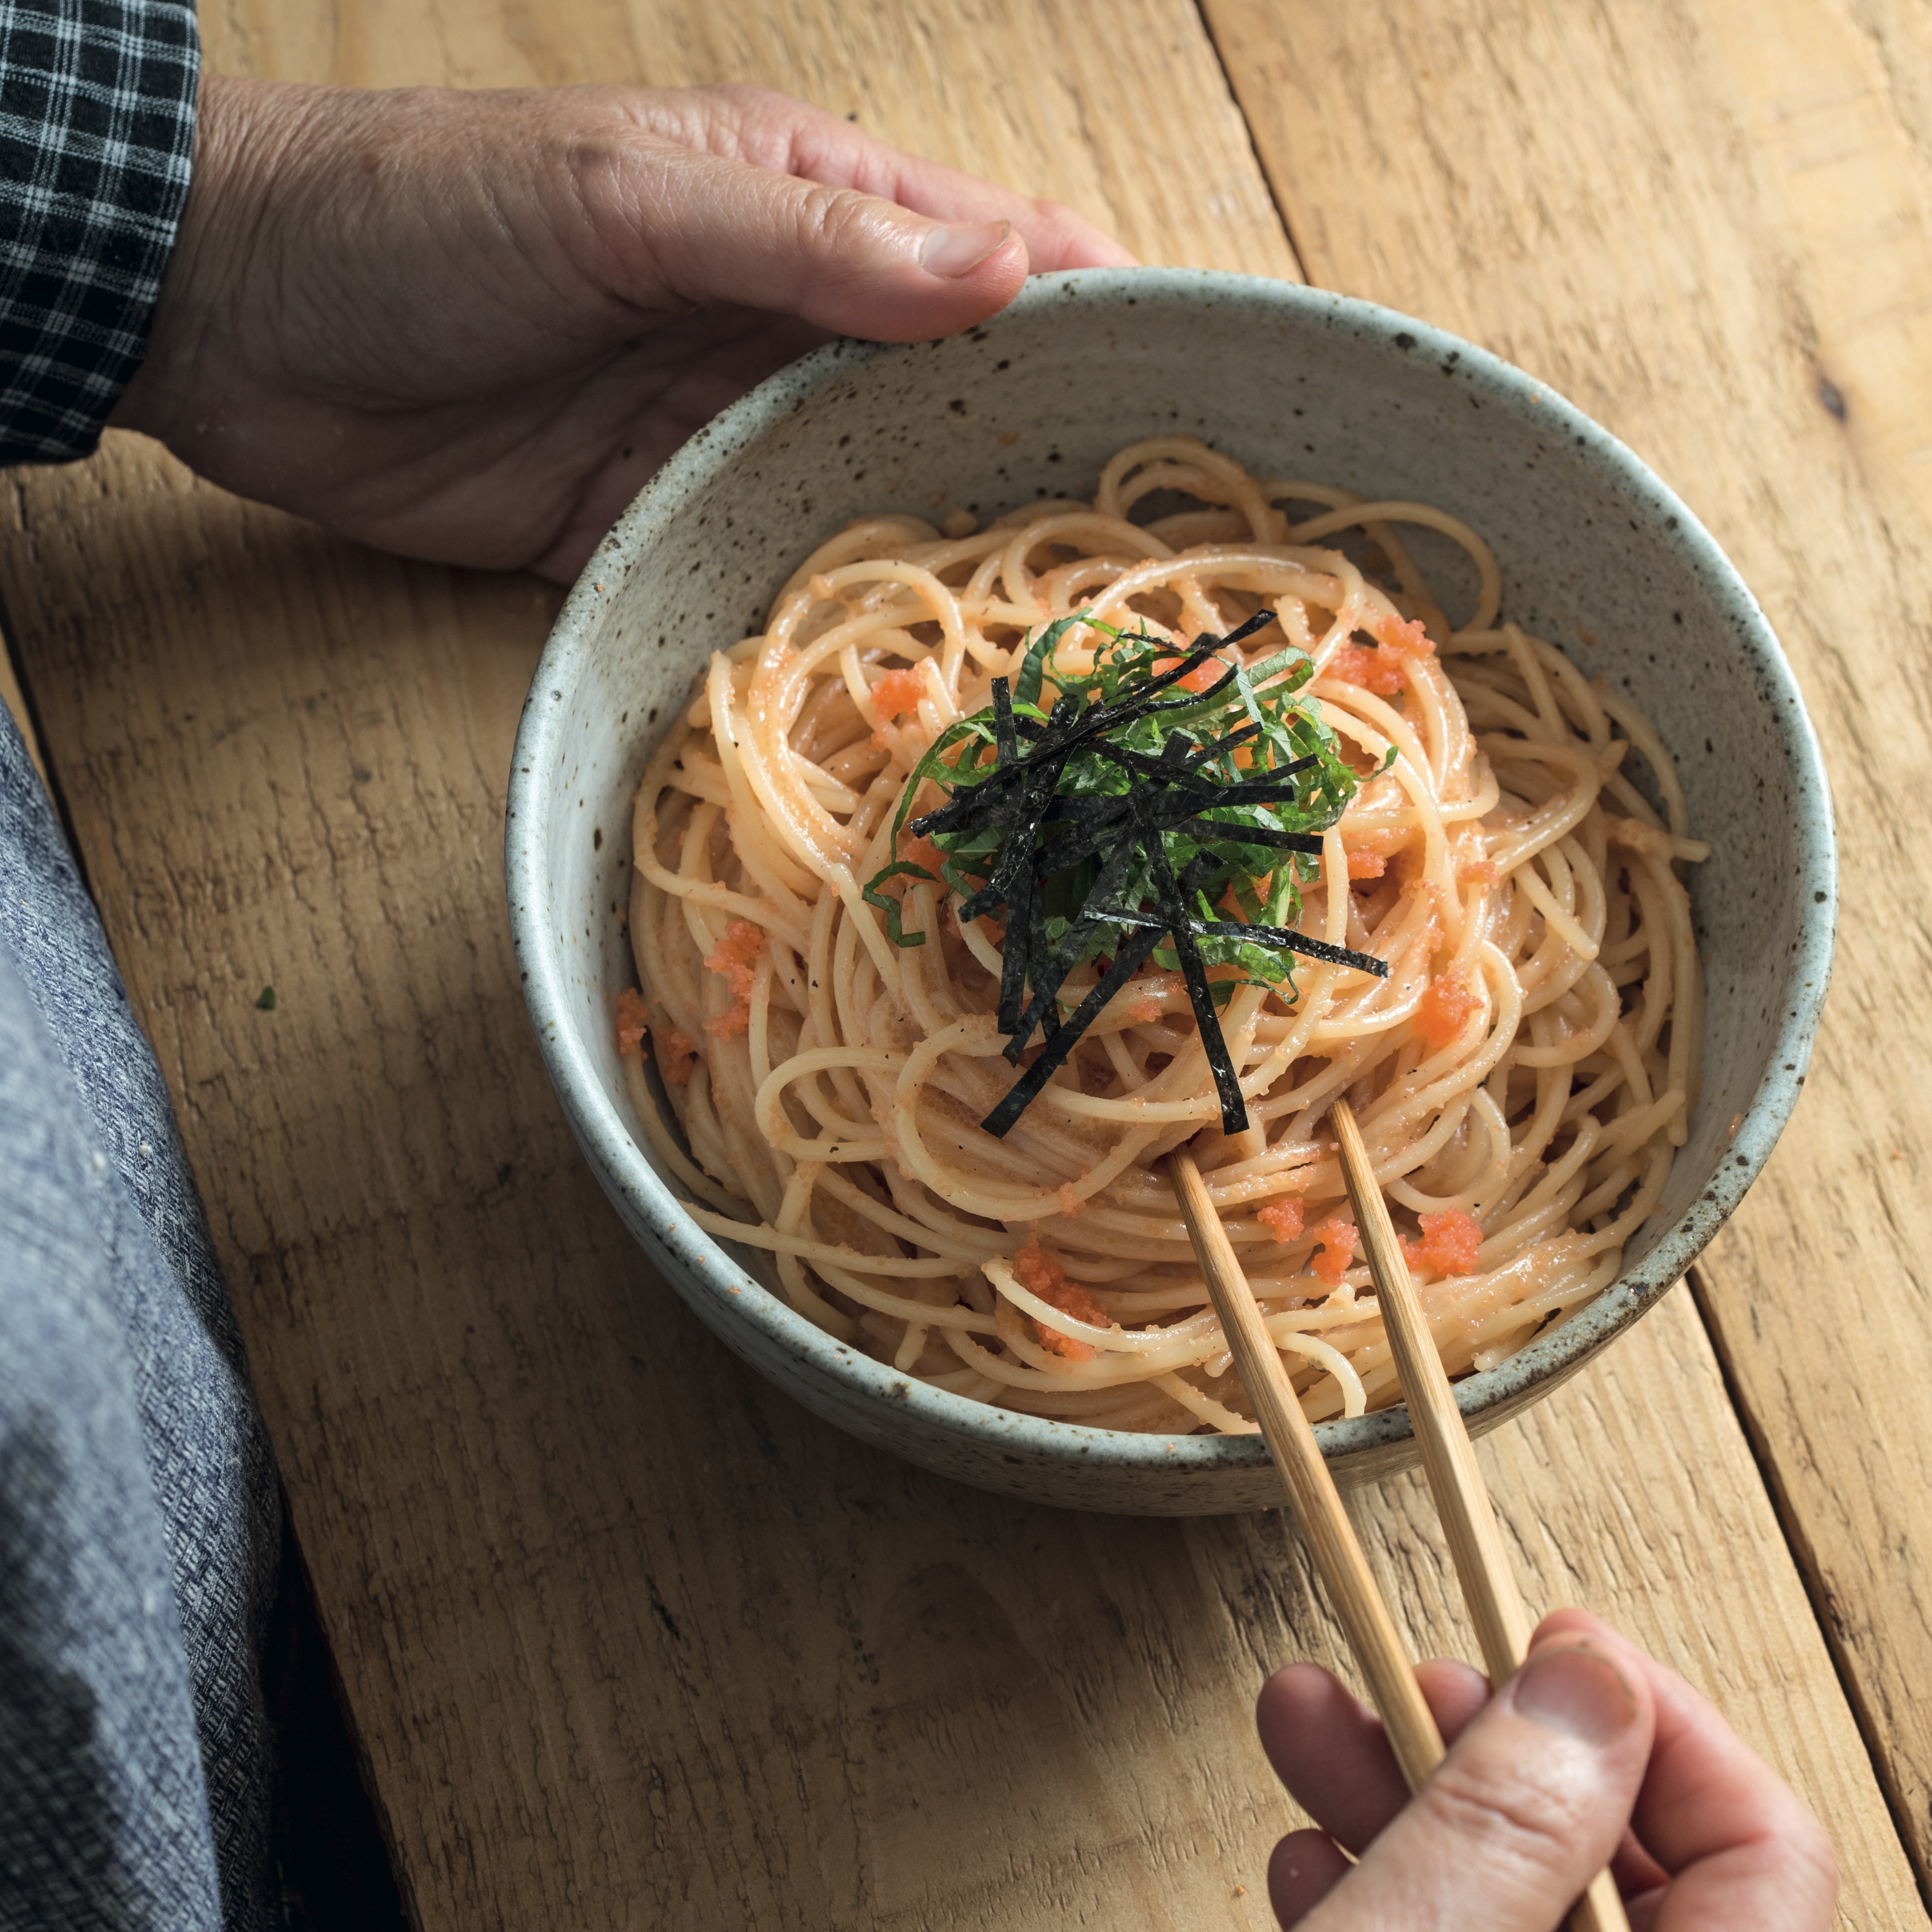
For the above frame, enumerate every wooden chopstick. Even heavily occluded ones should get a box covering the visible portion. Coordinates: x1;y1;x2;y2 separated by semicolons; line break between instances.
1330;1098;1631;1932
1165;1147;1445;1792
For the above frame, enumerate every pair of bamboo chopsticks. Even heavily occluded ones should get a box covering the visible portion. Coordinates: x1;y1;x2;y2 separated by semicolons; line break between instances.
1167;1100;1628;1932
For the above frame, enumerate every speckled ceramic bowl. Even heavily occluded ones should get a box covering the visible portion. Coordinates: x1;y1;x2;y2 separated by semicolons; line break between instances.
506;270;1834;1514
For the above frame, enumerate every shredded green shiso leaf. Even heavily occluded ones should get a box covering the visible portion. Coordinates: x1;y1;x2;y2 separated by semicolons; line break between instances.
863;609;1390;1137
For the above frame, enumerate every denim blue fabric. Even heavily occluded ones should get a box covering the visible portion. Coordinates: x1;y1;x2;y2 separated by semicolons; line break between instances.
0;695;281;1931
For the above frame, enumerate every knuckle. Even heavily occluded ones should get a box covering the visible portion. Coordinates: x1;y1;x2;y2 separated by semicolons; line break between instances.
696;80;783;120
691;82;799;157
1422;1756;1592;1879
792;182;889;257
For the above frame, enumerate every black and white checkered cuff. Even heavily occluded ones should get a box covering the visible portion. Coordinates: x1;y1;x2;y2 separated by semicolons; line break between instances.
0;0;197;463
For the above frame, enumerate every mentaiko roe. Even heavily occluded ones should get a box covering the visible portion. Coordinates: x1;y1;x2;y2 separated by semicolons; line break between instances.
615;987;649;1057
1402;1209;1484;1278
1311;1218;1358;1285
703;919;769;1037
1327;643;1404;695
1153;648;1233;695
1015;1232;1108;1361
659;1027;696;1086
871;666;925;721
895;832;945;878
1257;1198;1305;1243
1328;614;1435;695
1415;972;1481;1048
616;987;695;1085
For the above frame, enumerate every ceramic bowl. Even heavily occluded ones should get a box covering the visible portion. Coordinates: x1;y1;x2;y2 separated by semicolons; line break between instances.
505;269;1834;1514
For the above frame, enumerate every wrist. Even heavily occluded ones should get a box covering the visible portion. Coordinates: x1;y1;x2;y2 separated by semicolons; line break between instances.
110;74;328;443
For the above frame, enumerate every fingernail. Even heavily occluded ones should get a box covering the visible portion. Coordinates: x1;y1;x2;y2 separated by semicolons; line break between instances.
921;219;1011;278
1509;1646;1639;1745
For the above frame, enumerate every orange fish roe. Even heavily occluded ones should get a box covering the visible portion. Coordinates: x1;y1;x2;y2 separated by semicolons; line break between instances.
615;987;650;1058
1058;1182;1087;1219
1153;648;1233;695
1375;612;1437;660
1458;857;1500;886
895;832;945;878
659;1025;696;1086
1123;968;1174;1023
1401;1209;1485;1278
871;666;925;721
1217;873;1274;915
1326;642;1404;694
1258;1197;1305;1244
1311;1218;1358;1285
1330;618;1433;696
1014;1232;1109;1360
703;918;768;1037
1347;850;1388;881
1415;971;1481;1048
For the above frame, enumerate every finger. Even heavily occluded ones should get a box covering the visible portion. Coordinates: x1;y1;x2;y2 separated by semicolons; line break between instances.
1625;1883;1670;1932
1266;1829;1351;1927
1611;1825;1672;1902
658;83;1137;271
1532;1613;1837;1928
1254;1657;1490;1854
591;136;1036;342
1330;1632;1656;1931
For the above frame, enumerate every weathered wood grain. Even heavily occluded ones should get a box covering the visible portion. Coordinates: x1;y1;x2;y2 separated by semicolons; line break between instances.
1202;0;1932;1893
0;0;1920;1923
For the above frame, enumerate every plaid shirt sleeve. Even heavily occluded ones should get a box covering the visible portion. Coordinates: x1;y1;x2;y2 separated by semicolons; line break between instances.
0;0;196;463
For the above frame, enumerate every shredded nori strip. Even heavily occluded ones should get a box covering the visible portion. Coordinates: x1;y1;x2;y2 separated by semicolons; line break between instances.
867;607;1392;1137
1135;774;1250;1131
978;902;1177;1139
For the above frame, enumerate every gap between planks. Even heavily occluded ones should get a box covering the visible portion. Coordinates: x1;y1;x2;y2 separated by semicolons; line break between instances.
1689;1262;1932;1922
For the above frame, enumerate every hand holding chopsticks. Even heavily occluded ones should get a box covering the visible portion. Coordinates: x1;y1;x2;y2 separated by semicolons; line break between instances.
1329;1100;1630;1932
1167;1110;1631;1932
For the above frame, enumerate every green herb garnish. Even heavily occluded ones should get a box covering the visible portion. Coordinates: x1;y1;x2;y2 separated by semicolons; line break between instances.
867;609;1389;1136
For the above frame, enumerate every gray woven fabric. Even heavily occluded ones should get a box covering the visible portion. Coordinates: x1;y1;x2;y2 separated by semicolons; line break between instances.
0;0;283;1916
0;693;281;1930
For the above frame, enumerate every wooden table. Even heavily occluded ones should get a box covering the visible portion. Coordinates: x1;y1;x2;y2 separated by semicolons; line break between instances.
8;2;1932;1924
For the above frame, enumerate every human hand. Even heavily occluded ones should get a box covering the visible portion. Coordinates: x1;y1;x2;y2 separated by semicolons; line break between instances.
110;76;1132;581
1254;1609;1837;1930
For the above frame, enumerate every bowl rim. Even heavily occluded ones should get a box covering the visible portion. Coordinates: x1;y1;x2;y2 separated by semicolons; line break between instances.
506;266;1837;1476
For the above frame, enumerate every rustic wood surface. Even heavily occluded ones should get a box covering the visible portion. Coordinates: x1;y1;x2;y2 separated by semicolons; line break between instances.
1204;0;1932;1896
5;0;1929;1924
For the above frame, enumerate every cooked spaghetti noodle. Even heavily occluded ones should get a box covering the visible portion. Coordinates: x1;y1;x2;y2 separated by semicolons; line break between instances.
622;437;1706;1434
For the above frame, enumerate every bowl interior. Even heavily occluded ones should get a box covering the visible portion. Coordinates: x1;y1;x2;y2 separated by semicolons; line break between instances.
508;270;1833;1510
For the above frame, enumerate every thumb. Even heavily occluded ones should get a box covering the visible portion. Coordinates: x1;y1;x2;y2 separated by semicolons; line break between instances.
1317;1637;1653;1931
608;139;1030;342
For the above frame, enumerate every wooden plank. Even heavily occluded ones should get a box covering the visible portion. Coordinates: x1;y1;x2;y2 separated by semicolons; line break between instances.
1201;0;1932;1898
0;0;1914;1924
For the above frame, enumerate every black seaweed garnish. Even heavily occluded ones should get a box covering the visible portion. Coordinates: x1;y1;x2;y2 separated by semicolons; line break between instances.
868;608;1390;1135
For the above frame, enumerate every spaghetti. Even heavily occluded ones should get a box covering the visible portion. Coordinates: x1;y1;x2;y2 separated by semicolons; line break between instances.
622;437;1707;1434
